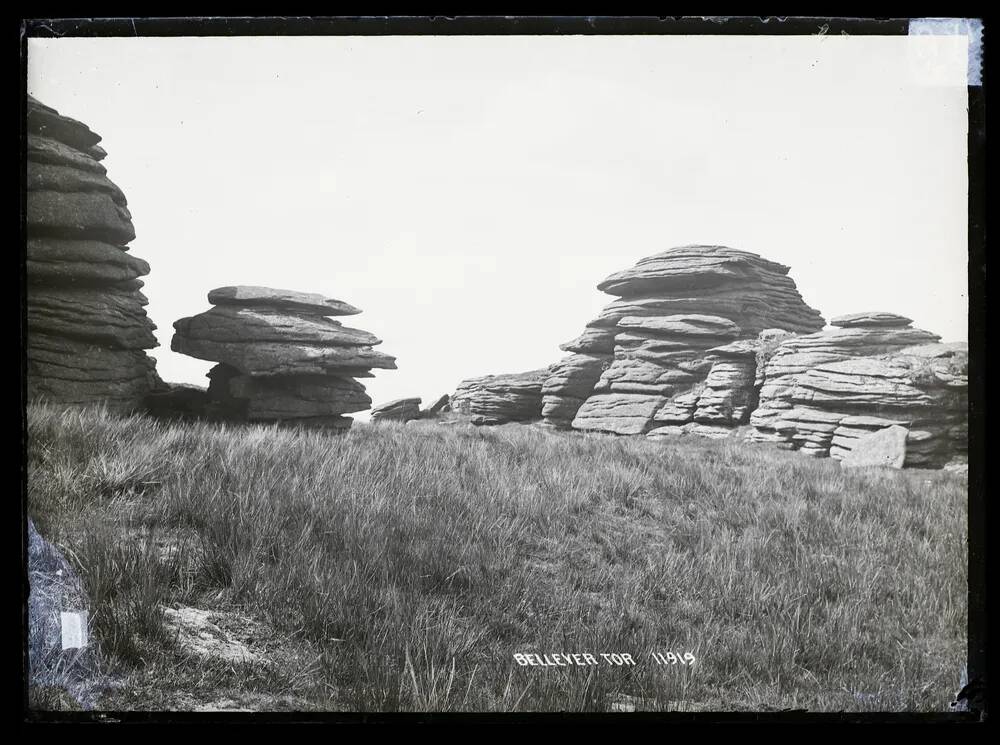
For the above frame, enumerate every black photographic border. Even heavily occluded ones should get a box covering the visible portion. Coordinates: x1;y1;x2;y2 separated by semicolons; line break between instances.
18;14;988;726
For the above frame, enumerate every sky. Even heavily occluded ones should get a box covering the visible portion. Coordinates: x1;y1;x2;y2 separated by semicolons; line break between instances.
27;34;971;420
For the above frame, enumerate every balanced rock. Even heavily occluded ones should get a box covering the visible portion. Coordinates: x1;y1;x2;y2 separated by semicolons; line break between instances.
26;96;160;411
452;369;549;425
371;397;422;423
562;246;824;435
171;286;395;430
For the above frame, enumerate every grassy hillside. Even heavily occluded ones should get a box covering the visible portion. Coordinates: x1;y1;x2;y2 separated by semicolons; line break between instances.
25;404;967;712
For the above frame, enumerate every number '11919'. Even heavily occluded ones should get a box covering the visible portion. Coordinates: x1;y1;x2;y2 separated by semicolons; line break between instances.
651;651;696;666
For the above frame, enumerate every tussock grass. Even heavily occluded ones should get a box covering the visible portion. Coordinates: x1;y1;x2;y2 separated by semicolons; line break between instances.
26;404;967;712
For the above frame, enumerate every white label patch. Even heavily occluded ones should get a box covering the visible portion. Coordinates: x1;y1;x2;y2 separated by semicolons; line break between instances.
908;17;984;86
60;611;89;650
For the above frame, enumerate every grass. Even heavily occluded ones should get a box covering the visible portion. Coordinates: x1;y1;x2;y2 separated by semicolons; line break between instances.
25;403;968;712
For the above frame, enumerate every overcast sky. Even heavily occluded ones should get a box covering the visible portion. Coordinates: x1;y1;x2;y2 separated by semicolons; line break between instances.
27;34;970;420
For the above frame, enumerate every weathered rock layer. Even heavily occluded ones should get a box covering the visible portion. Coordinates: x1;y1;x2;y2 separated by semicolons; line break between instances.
171;286;395;430
26;96;160;410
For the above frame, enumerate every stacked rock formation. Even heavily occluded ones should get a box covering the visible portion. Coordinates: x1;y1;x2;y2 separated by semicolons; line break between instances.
554;246;825;435
370;397;422;423
750;313;967;466
452;369;549;425
171;286;395;430
26;95;160;410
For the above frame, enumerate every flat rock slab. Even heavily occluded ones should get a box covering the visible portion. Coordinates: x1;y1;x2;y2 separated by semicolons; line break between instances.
617;313;742;338
371;397;422;422
840;425;908;469
208;286;361;316
831;311;913;328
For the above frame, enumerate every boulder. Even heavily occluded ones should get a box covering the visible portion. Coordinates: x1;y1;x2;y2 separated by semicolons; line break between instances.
371;397;422;423
840;425;908;469
572;393;668;436
25;96;159;411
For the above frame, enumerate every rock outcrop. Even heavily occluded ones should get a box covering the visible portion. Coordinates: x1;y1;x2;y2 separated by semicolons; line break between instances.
26;96;160;410
171;286;395;430
559;246;825;435
452;369;549;425
370;397;422;423
750;313;967;467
